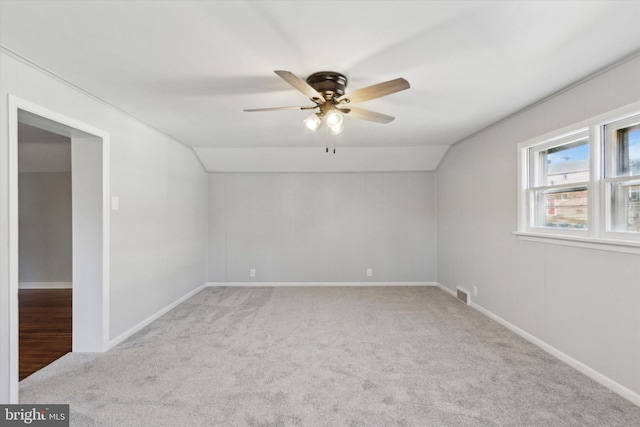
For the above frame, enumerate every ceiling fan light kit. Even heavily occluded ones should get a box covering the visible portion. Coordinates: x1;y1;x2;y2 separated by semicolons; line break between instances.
303;112;323;131
325;110;344;133
244;70;410;149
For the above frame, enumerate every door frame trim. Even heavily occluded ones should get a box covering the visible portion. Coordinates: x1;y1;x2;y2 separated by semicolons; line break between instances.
8;94;110;403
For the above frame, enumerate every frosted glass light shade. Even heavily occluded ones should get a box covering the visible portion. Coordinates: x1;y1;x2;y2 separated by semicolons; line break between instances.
304;113;322;131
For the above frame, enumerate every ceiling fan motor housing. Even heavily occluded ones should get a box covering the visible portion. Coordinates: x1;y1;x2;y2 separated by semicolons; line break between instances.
244;70;406;125
306;71;348;102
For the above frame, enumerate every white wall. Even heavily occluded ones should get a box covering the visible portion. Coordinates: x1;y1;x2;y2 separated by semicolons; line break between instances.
18;172;72;284
17;129;73;287
436;55;640;398
208;172;437;283
0;51;208;402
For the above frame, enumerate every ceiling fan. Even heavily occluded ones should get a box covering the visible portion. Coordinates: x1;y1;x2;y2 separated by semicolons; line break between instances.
244;71;410;136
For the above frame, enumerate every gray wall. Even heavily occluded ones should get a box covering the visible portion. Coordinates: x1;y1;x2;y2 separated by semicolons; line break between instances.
18;172;72;284
436;55;640;396
1;51;208;401
108;123;208;339
208;172;437;283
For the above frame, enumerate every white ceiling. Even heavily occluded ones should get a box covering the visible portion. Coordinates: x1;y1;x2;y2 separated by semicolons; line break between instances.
2;1;640;172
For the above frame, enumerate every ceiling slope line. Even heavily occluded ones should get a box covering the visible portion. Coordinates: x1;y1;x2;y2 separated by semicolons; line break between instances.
446;48;640;153
0;45;207;172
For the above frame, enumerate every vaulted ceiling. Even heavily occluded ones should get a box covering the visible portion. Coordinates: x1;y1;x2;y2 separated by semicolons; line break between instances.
2;1;640;172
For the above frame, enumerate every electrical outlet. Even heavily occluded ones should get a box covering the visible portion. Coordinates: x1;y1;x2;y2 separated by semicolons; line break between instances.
249;268;256;277
366;268;373;277
473;286;478;297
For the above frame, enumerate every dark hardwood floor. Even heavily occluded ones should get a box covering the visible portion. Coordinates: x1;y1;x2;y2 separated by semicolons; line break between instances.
19;289;72;381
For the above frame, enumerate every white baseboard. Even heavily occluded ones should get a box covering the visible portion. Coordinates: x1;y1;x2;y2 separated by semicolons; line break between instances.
107;283;207;349
435;283;456;297
107;282;434;349
434;282;640;407
206;282;438;287
19;281;72;289
105;280;639;406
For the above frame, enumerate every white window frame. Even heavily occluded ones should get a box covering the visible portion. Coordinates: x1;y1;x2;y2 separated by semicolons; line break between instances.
525;129;591;238
602;114;640;241
516;101;640;254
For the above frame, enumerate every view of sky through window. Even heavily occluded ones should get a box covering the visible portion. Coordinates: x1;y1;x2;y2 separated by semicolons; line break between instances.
547;142;589;164
628;127;640;164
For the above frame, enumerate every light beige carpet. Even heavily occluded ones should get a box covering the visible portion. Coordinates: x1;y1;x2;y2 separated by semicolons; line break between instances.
20;286;640;426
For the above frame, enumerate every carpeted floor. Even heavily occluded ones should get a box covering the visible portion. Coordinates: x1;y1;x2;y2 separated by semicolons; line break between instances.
20;286;640;426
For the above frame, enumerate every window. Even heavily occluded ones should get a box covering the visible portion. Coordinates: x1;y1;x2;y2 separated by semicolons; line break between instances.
517;103;640;250
527;131;589;231
604;117;640;234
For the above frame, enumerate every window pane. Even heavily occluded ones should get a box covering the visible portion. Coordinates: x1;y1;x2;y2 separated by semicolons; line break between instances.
616;124;640;177
535;188;588;229
537;139;589;186
609;182;640;233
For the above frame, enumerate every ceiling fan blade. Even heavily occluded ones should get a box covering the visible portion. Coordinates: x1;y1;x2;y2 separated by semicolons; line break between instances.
244;106;317;112
274;70;326;104
338;107;395;124
336;78;410;104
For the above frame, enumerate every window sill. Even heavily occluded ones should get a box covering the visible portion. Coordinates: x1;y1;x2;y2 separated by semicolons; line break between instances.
513;231;640;255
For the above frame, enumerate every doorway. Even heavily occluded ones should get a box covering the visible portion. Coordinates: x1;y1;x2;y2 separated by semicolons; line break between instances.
8;95;110;403
18;123;73;379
